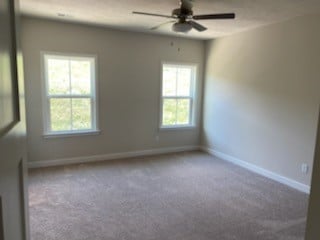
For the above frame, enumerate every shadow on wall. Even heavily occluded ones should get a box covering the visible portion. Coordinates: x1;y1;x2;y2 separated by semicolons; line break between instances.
201;14;320;186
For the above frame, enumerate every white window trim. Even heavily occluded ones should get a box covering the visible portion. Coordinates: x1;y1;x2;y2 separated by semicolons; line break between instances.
159;62;198;130
41;52;99;137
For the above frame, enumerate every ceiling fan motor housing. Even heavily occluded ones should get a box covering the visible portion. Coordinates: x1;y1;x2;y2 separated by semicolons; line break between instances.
172;8;193;18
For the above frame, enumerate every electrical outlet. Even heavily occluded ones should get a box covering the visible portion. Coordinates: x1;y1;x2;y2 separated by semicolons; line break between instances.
301;163;309;174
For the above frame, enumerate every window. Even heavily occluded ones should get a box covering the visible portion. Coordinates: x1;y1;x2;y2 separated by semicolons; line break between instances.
43;53;98;136
161;63;196;128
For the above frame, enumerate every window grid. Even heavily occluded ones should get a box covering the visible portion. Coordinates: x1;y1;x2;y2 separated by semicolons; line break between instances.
161;63;196;128
43;54;97;135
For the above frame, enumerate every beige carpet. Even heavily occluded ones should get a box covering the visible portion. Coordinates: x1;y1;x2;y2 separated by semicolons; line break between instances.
28;151;308;240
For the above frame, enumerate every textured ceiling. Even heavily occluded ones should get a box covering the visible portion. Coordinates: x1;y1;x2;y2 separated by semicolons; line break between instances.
20;0;320;39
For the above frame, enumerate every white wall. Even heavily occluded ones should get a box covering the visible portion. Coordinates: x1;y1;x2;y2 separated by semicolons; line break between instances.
202;13;320;186
21;17;205;163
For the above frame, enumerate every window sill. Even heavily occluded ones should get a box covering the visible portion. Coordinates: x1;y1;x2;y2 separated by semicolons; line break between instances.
43;130;101;139
159;125;197;131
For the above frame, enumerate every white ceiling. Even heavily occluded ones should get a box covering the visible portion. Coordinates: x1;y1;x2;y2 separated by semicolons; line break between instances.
20;0;320;40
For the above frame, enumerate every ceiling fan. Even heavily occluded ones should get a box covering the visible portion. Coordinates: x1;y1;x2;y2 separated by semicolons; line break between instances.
133;0;235;33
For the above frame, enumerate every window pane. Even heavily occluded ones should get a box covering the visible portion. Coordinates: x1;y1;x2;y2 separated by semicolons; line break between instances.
163;67;177;96
48;59;70;95
72;98;92;130
71;60;91;95
177;99;190;125
177;68;192;96
162;99;177;125
50;98;71;131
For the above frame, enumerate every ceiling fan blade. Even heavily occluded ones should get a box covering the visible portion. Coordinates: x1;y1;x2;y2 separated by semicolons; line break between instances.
151;20;176;30
132;11;174;18
189;21;207;32
193;13;235;20
180;0;193;11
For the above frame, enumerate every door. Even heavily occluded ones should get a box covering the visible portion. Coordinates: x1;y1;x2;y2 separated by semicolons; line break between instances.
0;0;28;239
305;108;320;239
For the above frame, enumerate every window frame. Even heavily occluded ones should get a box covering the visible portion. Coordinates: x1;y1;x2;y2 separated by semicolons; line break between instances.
41;52;99;137
160;62;197;130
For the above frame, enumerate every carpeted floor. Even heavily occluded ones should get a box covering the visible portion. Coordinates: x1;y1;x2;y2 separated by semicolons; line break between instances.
28;151;309;240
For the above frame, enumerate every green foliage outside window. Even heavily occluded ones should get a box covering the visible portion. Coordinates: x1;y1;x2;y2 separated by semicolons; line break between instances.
162;65;194;126
46;56;94;132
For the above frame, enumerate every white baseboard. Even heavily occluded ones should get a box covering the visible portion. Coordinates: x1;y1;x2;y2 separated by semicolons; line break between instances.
28;145;200;169
201;146;310;194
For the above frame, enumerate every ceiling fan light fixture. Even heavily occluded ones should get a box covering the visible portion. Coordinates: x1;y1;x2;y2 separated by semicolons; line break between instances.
172;22;192;33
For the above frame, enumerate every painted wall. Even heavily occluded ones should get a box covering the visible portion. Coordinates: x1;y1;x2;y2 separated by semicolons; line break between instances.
202;13;320;186
21;17;205;163
0;0;28;239
305;109;320;239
